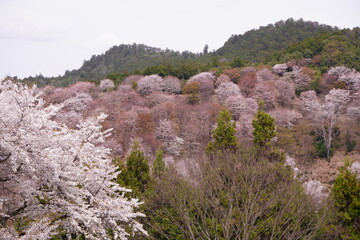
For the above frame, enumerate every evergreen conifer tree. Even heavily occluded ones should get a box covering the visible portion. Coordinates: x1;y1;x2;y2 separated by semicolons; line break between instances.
153;149;165;178
252;102;277;147
206;108;238;153
333;159;360;234
118;141;151;196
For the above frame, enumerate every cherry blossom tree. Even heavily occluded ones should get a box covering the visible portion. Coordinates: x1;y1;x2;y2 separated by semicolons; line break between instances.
188;72;216;84
299;90;320;113
275;80;296;107
226;95;258;120
256;68;275;81
137;75;163;95
215;82;241;102
188;72;215;101
162;76;182;94
301;89;350;159
123;75;143;86
43;81;98;104
54;92;93;128
156;120;184;156
252;81;277;110
0;80;147;239
282;66;311;89
99;79;115;91
145;92;175;108
328;66;360;92
238;71;257;97
269;109;303;128
214;74;231;87
348;107;360;123
272;63;288;76
223;68;241;84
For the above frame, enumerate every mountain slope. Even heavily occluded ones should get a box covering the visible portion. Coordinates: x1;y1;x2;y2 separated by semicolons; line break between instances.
24;44;199;87
267;28;360;71
23;19;342;87
216;18;336;62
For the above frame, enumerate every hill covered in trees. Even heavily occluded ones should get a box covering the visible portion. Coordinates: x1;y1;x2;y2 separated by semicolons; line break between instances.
4;60;360;238
2;17;360;239
216;18;336;61
23;44;199;87
266;28;360;72
23;18;360;87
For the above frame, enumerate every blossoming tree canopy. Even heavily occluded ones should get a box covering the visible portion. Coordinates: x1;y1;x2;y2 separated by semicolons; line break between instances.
0;79;147;239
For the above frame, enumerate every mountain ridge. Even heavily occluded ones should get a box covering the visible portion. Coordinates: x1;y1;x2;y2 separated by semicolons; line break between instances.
22;18;356;87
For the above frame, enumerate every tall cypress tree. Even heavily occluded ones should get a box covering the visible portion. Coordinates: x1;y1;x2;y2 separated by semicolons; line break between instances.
206;108;238;153
252;102;277;147
118;141;151;196
153;149;165;178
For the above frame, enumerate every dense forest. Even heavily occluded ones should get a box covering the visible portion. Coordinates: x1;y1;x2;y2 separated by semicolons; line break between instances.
1;19;360;239
22;18;360;87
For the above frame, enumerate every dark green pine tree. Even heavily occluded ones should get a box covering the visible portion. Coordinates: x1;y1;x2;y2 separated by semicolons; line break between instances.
332;159;360;235
117;141;151;196
153;149;165;178
252;102;277;147
206;108;238;153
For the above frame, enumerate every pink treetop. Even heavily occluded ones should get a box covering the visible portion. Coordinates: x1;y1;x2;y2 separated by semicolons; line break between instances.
275;80;295;107
252;81;277;109
215;82;242;102
138;75;163;95
328;66;360;92
300;90;321;112
188;72;216;84
156;119;184;156
162;76;182;94
257;68;275;81
226;95;258;120
269;109;303;128
99;79;115;90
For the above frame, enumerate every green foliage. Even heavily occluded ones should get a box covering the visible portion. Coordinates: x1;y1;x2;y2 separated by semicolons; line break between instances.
14;217;32;236
117;141;151;197
143;61;209;79
106;72;131;85
310;128;340;158
217;18;335;62
145;150;324;240
345;131;357;153
267;28;360;72
131;80;138;90
182;82;200;105
252;103;277;147
332;159;360;236
23;44;201;87
203;44;209;55
206;108;238;153
230;56;247;68
153;149;165;178
34;195;51;205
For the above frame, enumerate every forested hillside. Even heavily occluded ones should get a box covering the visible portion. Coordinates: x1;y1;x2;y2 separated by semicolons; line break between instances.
267;28;360;71
2;18;360;239
216;18;335;61
23;44;200;87
22;18;345;87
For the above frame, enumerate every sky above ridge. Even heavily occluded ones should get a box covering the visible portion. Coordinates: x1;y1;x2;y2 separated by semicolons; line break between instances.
0;0;359;78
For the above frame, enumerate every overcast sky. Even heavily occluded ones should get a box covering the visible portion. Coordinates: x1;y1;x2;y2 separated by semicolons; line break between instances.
0;0;359;79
